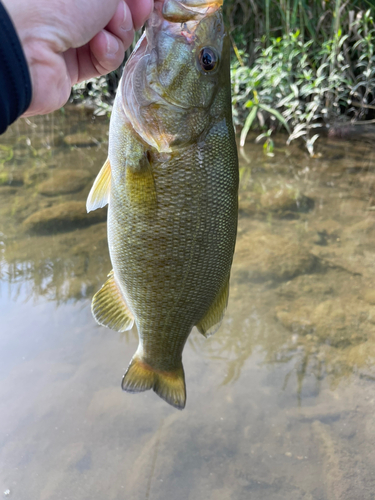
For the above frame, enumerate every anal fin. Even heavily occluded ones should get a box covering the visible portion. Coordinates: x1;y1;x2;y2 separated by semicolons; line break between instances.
196;275;230;337
87;158;111;212
92;270;134;332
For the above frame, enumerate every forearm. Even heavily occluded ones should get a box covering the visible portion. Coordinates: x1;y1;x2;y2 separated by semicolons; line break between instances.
0;1;32;134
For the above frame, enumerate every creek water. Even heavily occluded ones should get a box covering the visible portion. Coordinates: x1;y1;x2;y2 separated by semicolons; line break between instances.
1;109;375;500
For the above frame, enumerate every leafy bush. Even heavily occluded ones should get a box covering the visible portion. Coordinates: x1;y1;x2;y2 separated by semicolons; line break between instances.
232;9;375;153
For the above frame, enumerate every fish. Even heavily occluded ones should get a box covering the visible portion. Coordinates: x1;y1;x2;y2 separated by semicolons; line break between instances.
86;0;238;410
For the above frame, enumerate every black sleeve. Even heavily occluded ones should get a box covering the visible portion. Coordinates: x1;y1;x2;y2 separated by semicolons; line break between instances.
0;1;32;134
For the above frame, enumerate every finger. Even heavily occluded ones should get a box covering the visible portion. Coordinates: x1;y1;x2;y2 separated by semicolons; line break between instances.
65;44;98;84
126;0;154;30
59;0;124;50
105;1;136;50
89;29;126;76
67;30;126;83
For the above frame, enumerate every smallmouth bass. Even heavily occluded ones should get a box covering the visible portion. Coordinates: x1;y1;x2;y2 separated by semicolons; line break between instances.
87;0;238;409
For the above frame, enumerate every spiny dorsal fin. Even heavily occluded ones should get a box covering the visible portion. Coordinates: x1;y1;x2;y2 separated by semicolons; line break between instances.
196;275;230;337
122;354;186;410
92;270;134;332
86;158;111;212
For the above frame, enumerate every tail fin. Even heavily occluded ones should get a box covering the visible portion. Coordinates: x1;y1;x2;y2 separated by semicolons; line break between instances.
121;355;186;410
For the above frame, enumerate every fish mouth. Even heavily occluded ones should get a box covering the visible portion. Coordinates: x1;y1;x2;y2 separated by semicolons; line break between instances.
156;0;223;23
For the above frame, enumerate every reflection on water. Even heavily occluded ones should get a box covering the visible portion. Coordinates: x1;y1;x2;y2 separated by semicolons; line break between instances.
1;110;375;499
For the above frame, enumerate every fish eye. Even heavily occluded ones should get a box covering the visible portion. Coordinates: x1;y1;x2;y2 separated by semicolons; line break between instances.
199;47;219;73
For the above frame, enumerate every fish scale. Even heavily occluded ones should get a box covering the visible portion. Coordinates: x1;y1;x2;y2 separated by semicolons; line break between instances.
87;0;238;409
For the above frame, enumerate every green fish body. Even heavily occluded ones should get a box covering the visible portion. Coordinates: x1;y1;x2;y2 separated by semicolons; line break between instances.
87;0;238;409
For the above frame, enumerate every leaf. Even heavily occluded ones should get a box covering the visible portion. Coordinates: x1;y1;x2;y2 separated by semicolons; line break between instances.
258;104;291;133
240;106;258;148
287;129;307;144
306;134;320;157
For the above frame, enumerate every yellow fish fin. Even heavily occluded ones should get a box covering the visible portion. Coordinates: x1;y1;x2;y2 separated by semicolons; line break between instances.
92;270;134;332
196;275;230;338
86;158;111;212
125;153;157;213
122;355;186;410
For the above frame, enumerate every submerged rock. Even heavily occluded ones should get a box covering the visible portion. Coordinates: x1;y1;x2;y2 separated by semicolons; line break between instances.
362;289;375;305
0;171;24;186
38;169;92;196
234;231;317;282
260;187;314;216
64;132;98;147
23;201;106;233
275;296;373;348
0;186;18;196
24;169;49;186
238;192;259;216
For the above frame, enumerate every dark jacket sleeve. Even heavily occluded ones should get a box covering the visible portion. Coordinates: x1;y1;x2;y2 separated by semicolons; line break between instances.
0;2;32;134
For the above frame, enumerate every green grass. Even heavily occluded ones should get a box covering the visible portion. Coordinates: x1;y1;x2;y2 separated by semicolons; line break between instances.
230;3;375;154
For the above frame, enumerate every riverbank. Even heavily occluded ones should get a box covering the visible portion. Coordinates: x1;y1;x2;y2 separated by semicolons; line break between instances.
69;2;375;155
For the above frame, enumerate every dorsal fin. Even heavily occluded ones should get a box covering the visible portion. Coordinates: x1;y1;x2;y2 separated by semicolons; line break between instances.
92;270;134;332
87;158;111;212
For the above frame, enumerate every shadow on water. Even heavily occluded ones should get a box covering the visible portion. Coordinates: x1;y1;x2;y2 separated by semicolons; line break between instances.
2;109;375;499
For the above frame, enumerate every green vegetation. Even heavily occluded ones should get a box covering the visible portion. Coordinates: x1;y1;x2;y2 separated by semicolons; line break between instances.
70;1;375;152
230;1;375;152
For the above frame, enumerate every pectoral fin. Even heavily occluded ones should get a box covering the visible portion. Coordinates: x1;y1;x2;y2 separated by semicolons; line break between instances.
86;158;111;212
125;153;157;213
92;270;134;332
196;275;230;337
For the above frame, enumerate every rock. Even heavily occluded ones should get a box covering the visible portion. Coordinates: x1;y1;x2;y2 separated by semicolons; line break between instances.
64;132;98;147
362;289;375;305
24;169;49;186
38;170;92;196
0;171;23;186
23;201;106;233
260;187;314;216
238;192;259;215
275;297;373;348
327;123;375;142
234;231;317;282
343;217;375;240
312;220;341;246
0;186;18;195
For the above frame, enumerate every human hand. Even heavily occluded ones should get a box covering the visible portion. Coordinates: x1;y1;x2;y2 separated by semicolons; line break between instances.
2;0;153;116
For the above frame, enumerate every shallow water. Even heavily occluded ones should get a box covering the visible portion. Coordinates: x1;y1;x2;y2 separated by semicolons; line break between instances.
1;109;375;499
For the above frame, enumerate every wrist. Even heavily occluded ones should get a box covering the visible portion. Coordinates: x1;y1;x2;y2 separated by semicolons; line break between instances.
2;0;70;114
0;1;32;129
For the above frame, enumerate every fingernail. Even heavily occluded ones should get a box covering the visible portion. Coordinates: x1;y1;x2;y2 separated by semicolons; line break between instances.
121;1;134;32
105;31;120;55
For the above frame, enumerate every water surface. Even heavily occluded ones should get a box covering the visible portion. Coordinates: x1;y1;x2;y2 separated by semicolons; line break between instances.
1;110;375;499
